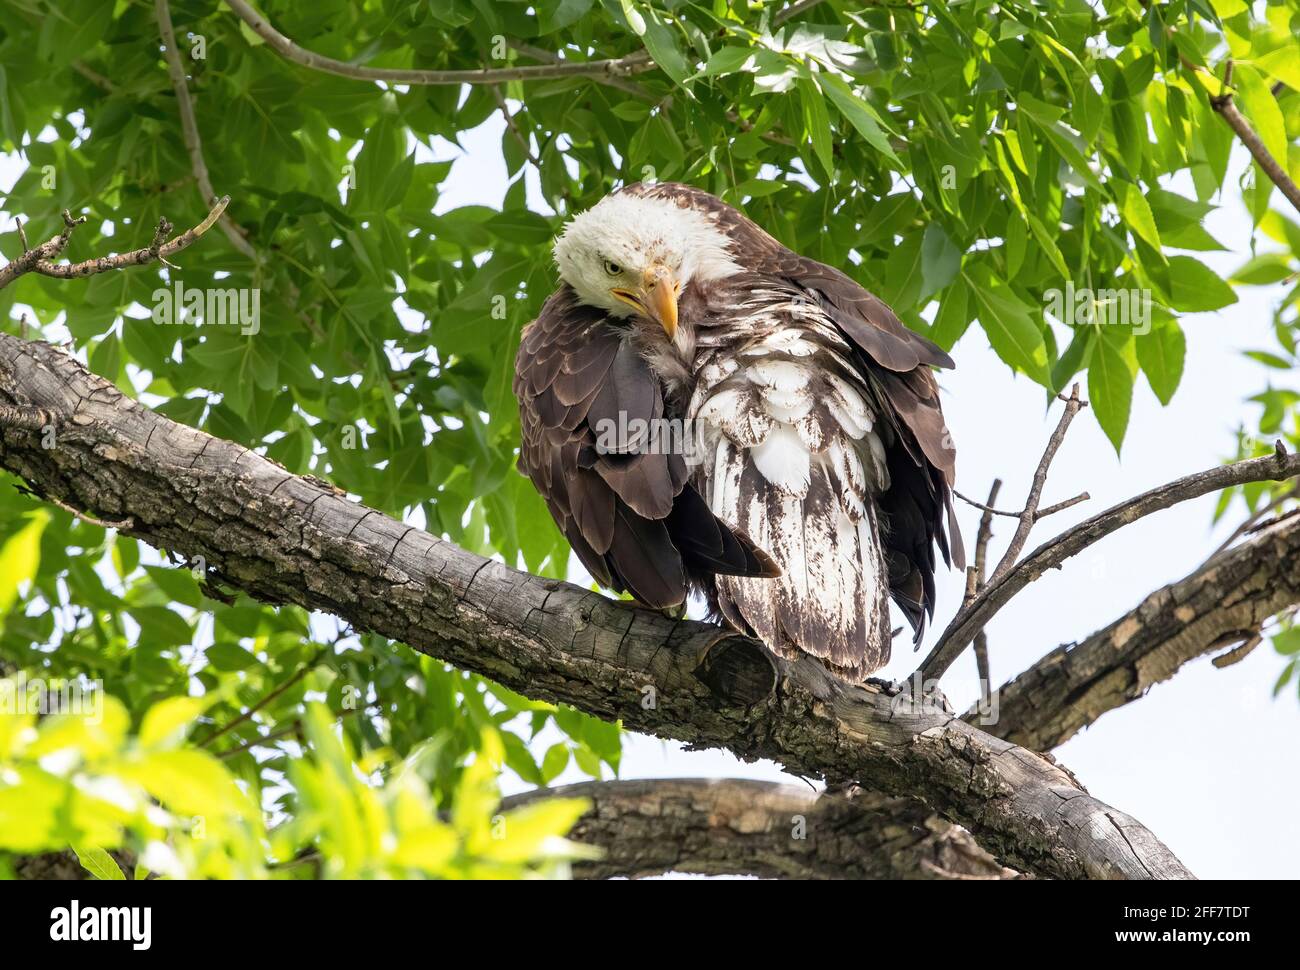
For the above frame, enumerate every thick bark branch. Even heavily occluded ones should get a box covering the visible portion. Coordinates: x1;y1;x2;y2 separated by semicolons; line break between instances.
974;514;1300;751
0;335;1192;879
501;779;1021;879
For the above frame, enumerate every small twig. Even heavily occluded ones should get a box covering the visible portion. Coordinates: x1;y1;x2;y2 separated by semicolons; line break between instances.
0;210;87;289
773;0;830;26
1034;492;1091;518
955;488;1090;520
917;443;1300;683
217;703;368;760
15;483;133;527
72;61;118;93
0;197;231;288
1211;633;1262;670
197;648;326;748
968;479;1001;702
216;720;302;760
989;384;1087;584
490;85;542;170
1209;480;1298;558
43;493;134;531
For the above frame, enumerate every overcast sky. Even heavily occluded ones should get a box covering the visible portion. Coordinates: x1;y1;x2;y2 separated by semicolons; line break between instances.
3;104;1295;879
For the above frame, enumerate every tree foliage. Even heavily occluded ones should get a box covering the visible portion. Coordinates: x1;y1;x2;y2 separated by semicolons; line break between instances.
0;0;1297;876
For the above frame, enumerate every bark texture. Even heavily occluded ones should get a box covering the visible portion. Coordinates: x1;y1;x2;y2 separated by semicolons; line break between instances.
0;335;1195;879
502;779;1021;879
977;514;1300;751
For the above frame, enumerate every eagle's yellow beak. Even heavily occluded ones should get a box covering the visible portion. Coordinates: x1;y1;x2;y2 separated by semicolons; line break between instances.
641;264;679;340
611;264;679;340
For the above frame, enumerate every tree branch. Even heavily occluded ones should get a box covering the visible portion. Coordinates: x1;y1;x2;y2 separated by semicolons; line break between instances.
918;444;1300;683
975;513;1300;751
0;197;230;291
773;0;832;26
155;0;260;263
501;778;1021;879
989;384;1087;584
0;335;1192;880
225;0;655;88
968;478;1001;701
1209;61;1300;217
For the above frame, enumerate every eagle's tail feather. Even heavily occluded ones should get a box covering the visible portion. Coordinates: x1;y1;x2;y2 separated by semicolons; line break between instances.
709;439;891;681
668;484;780;579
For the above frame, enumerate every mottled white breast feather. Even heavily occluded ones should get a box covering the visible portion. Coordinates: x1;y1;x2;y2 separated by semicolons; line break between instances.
687;294;893;676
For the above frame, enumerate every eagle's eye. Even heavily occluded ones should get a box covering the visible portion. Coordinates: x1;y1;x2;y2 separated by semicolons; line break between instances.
602;258;622;276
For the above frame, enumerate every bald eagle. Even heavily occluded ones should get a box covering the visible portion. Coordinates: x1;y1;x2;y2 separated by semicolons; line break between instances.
514;182;963;680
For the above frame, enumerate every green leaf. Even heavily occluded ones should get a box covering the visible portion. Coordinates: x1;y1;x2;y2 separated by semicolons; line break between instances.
1254;46;1300;93
539;0;594;34
919;224;961;302
1233;65;1287;173
1165;255;1239;312
144;565;203;608
1116;181;1162;251
699;47;756;78
1274;629;1300;656
618;0;646;35
0;512;47;615
73;845;126;881
969;276;1051;385
1088;331;1137;453
139;695;208;750
1136;320;1186;406
541;743;570;783
818;74;901;167
931;285;972;350
799;78;835;180
482;797;593;863
1230;253;1295;285
206;642;260;672
640;6;691;87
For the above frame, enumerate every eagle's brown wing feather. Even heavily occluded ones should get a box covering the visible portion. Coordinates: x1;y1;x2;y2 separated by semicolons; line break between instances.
515;287;778;609
624;181;964;638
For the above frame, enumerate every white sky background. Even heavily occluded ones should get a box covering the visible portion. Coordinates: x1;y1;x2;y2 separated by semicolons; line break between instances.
432;116;1300;880
3;103;1296;878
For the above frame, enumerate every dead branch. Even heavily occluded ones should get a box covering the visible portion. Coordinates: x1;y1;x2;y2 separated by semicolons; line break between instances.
501;778;1021;880
976;514;1300;750
919;442;1300;682
0;197;230;290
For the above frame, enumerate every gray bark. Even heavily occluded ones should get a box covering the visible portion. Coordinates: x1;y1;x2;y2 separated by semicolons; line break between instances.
502;779;1021;879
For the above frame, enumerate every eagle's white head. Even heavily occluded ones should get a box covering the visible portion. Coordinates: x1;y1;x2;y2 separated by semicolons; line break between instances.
553;190;740;340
